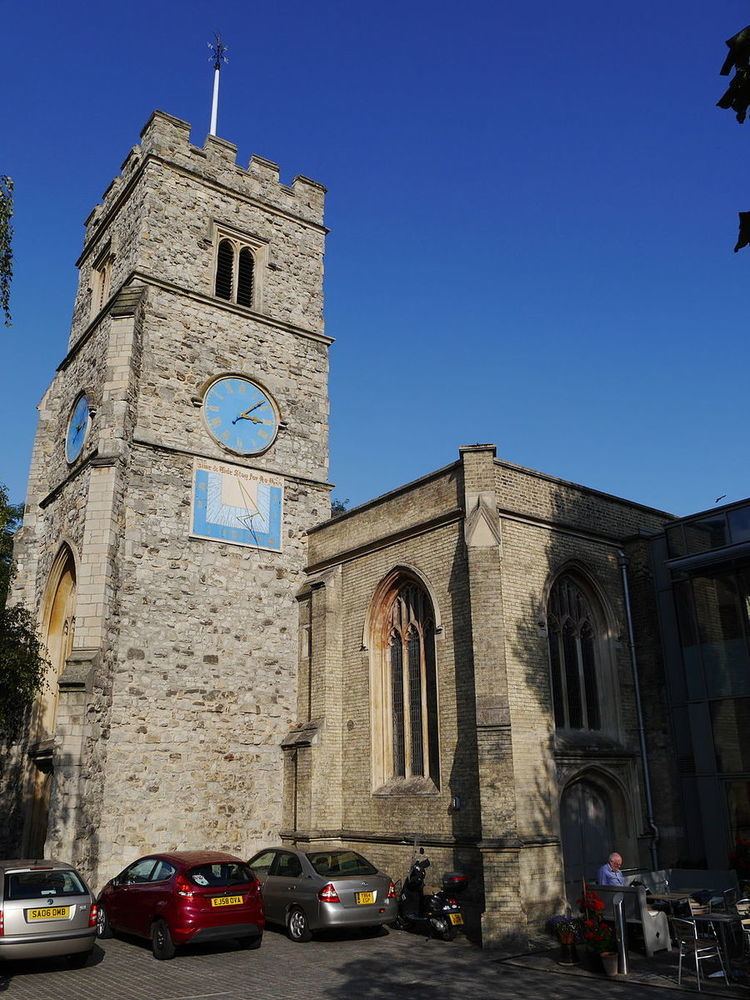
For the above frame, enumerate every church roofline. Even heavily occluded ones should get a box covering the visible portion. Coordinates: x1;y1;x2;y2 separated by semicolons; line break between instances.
493;457;675;521
310;446;674;536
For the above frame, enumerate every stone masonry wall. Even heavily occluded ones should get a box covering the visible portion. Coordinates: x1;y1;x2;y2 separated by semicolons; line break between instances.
88;112;330;885
10;109;330;890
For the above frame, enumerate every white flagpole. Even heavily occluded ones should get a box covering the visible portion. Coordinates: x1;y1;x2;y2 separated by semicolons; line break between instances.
210;66;220;136
208;34;227;137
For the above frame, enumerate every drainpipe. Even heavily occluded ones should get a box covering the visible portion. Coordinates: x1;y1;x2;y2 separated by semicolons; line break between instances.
617;550;660;870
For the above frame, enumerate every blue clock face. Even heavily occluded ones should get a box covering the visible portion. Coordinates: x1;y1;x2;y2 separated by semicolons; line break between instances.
203;376;279;455
65;395;90;463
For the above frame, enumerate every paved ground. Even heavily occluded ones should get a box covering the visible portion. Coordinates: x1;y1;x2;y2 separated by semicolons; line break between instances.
0;926;745;1000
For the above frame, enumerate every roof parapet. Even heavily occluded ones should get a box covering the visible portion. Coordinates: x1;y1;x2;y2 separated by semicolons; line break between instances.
82;109;326;251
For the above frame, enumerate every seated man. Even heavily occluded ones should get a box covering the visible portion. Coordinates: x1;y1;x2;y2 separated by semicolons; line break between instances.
598;852;625;887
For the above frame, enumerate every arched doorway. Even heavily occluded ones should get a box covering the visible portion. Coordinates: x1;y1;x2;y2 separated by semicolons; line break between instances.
26;545;77;856
560;777;616;902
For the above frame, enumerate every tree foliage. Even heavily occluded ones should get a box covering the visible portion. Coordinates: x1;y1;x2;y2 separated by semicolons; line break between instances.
0;177;13;327
330;496;350;516
0;484;46;739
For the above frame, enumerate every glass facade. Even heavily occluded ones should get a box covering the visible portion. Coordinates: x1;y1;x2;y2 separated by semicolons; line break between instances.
657;500;750;869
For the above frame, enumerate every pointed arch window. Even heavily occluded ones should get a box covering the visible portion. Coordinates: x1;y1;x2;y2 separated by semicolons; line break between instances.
379;580;440;787
547;575;602;731
214;237;256;308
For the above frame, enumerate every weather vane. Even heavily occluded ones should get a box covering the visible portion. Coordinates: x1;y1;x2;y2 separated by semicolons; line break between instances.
208;33;229;137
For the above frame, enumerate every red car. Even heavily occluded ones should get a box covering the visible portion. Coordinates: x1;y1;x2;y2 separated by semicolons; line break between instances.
96;851;264;960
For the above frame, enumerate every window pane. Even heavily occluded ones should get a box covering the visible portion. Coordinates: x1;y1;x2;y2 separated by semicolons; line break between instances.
237;247;254;307
390;638;405;777
666;525;687;558
726;780;750;847
691;570;750;698
684;516;728;554
408;629;424;776
563;624;583;729
306;851;377;876
710;699;750;773
548;628;566;727
272;855;302;879
215;239;234;300
673;578;704;701
151;861;176;882
729;507;750;545
4;869;87;900
125;859;157;884
424;620;440;786
581;626;600;730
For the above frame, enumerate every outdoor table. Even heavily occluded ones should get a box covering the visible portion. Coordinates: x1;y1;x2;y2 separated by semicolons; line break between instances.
647;890;692;901
692;912;743;978
645;889;693;916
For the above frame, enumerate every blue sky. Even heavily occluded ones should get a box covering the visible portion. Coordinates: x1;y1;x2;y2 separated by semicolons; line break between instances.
2;0;748;515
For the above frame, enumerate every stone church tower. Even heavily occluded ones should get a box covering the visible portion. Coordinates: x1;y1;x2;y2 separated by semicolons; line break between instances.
9;111;330;886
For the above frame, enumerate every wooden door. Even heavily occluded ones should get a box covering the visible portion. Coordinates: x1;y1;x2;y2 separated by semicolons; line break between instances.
561;780;613;902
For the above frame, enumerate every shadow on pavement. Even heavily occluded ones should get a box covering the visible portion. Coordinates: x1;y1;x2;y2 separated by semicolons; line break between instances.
2;942;106;981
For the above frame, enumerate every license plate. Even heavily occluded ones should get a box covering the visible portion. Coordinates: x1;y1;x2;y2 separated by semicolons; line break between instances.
211;895;243;907
28;906;70;921
355;891;375;905
449;913;464;925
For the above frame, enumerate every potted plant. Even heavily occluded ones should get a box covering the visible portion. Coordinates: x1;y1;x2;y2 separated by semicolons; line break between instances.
546;914;581;965
577;889;618;976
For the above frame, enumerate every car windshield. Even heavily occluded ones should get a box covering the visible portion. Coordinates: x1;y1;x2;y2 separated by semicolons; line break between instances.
187;863;255;888
5;869;87;900
306;851;378;877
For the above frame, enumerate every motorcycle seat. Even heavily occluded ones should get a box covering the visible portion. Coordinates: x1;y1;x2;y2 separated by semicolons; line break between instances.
423;884;442;896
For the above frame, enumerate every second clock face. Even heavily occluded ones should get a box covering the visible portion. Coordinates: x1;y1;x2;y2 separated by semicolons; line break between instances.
65;394;90;463
203;376;278;455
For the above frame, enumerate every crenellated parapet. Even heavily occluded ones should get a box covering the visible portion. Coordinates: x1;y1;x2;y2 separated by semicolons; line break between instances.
82;109;326;253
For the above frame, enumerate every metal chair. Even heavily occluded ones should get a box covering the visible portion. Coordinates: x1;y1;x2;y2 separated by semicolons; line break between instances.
671;917;728;992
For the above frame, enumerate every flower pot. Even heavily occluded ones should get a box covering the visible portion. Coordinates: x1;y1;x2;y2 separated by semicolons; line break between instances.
557;941;579;965
600;951;618;977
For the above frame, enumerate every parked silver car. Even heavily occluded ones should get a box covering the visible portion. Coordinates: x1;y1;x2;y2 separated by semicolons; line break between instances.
0;860;97;965
247;847;397;942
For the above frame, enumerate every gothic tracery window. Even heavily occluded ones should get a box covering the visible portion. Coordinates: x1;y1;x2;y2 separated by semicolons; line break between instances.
381;581;440;786
215;237;255;307
547;574;602;731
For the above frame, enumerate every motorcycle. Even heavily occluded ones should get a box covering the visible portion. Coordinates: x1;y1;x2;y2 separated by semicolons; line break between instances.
393;847;469;941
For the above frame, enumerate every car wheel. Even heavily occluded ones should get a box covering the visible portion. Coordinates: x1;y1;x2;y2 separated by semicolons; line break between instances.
151;919;176;960
66;950;92;968
96;903;113;939
239;931;263;950
287;906;312;943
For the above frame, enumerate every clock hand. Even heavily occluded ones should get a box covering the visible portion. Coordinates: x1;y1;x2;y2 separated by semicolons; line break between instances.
232;400;265;425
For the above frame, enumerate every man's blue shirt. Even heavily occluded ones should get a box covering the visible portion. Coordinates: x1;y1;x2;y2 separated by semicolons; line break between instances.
597;864;625;886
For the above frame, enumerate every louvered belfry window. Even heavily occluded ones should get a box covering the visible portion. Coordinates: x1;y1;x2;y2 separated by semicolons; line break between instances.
547;575;602;731
386;582;440;784
215;239;234;300
215;238;255;308
237;247;254;306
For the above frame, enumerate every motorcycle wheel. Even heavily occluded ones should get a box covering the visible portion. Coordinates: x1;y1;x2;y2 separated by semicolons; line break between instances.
392;915;411;931
432;917;457;942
